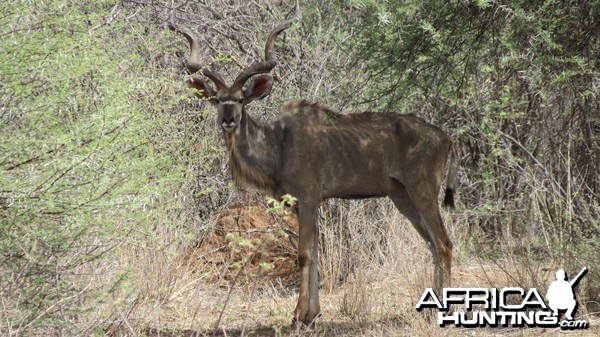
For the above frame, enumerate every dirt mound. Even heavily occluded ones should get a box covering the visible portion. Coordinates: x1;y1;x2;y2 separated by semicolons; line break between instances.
187;202;299;284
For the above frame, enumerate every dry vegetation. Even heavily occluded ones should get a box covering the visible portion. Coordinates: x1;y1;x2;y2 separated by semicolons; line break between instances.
1;0;598;336
120;199;600;336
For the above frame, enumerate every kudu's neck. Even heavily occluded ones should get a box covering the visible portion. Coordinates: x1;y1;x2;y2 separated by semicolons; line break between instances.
225;108;279;195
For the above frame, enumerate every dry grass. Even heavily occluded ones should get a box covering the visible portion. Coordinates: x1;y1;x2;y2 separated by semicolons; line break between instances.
113;197;599;336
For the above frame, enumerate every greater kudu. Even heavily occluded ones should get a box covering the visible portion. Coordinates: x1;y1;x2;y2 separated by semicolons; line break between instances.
172;5;458;325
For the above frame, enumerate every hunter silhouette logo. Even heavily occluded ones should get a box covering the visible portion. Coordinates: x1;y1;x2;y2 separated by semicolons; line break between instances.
416;267;589;329
546;267;587;321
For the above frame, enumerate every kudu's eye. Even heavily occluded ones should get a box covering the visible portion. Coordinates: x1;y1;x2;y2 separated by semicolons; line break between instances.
237;99;244;104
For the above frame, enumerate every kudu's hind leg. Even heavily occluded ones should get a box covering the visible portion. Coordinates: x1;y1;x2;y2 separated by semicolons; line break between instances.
389;182;452;293
417;200;452;292
389;184;429;244
293;201;320;325
389;186;441;287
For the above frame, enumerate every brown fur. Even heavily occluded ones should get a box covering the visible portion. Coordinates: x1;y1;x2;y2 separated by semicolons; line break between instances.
223;129;277;195
222;99;458;324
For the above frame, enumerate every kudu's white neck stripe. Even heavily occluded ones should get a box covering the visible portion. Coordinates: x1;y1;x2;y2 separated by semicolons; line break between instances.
219;100;239;105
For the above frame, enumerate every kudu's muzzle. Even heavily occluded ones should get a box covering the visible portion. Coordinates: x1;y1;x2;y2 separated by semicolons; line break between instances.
222;115;236;129
220;102;238;130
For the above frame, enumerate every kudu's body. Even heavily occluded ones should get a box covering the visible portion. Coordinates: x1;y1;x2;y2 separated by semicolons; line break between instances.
172;5;457;324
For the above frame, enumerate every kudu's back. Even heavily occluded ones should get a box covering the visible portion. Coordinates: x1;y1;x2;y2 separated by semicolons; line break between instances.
275;100;453;201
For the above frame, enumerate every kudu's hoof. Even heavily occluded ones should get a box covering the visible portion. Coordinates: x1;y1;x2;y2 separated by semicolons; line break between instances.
291;313;321;329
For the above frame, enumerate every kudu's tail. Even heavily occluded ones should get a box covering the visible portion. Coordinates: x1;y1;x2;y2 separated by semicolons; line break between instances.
443;145;458;208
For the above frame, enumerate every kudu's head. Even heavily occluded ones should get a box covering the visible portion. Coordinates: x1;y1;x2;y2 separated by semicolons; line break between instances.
171;6;299;133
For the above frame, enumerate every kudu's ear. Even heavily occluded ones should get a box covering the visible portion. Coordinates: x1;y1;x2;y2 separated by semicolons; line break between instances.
243;75;274;103
187;77;217;104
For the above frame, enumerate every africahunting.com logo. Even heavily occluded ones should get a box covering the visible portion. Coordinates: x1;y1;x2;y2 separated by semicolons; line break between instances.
416;267;589;329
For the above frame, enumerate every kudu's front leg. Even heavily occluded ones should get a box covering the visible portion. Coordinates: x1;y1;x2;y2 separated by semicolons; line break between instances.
293;201;320;325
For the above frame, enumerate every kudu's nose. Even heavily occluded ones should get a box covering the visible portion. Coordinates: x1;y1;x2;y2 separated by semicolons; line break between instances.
222;116;235;128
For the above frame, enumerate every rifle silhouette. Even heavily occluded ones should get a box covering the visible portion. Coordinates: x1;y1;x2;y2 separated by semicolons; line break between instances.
569;267;588;287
